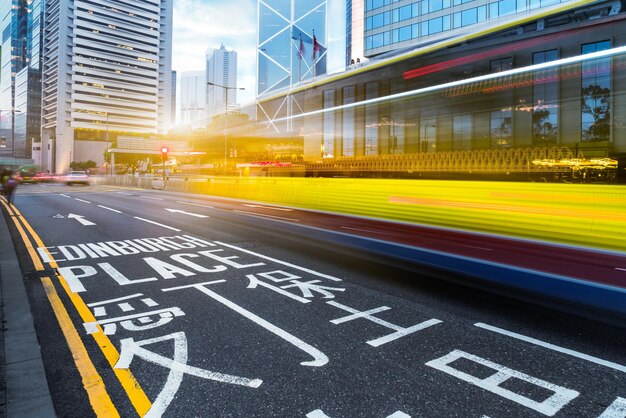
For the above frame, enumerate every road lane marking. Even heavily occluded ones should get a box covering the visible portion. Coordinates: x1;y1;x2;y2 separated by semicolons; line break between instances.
41;277;120;417
116;192;133;195
163;281;329;367
60;194;71;198
615;268;626;272
75;198;91;203
234;210;300;222
141;195;163;200
134;217;181;231
475;323;626;374
215;241;343;282
243;204;292;211
98;205;122;213
176;201;214;209
9;204;153;416
165;208;209;218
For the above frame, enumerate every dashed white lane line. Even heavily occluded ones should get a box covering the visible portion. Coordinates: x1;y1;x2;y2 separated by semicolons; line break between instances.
133;217;181;231
116;192;133;196
242;204;292;212
615;267;626;272
97;205;122;213
176;201;214;209
475;322;626;374
74;198;91;203
233;210;299;222
59;194;71;198
140;195;163;200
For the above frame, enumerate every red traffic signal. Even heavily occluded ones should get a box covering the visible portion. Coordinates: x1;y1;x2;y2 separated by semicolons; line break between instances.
160;146;169;154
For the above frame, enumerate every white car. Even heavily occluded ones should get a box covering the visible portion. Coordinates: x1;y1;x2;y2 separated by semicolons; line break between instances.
65;171;90;185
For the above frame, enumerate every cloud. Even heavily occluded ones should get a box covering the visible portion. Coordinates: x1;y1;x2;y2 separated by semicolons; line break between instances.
172;0;258;107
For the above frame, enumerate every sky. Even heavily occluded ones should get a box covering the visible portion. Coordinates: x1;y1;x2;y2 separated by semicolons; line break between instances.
172;0;258;107
171;0;346;121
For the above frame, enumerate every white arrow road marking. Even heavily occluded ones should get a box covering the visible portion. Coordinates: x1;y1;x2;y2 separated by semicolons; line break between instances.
242;204;292;211
67;213;96;226
165;208;208;218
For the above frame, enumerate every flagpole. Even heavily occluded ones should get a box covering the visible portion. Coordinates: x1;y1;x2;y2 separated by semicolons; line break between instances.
312;30;316;78
298;33;302;83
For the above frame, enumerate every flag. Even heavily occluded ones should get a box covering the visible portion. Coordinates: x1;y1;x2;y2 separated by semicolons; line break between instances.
298;33;305;60
312;32;321;60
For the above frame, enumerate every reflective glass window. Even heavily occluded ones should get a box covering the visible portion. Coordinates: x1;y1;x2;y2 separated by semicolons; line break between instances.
532;50;559;145
581;41;611;142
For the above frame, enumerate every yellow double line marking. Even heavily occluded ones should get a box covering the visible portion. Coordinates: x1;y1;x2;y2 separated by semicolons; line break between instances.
2;200;152;417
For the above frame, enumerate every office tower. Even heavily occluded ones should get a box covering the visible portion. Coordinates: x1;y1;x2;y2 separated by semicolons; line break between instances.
206;44;237;120
180;71;207;130
348;0;365;65
40;0;173;173
256;0;328;97
363;0;593;57
0;0;43;165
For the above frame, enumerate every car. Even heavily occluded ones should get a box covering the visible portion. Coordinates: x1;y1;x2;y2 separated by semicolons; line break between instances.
64;171;90;185
33;172;53;183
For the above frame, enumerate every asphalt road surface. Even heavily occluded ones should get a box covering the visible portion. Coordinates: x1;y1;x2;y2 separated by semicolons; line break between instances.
5;182;626;418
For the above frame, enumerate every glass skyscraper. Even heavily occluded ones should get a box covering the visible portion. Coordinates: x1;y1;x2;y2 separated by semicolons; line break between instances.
257;0;328;97
0;0;43;164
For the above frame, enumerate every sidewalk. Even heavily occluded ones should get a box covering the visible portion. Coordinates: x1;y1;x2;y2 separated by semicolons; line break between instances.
0;206;55;416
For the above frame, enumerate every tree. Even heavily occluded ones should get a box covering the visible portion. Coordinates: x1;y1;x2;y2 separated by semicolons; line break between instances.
581;84;610;142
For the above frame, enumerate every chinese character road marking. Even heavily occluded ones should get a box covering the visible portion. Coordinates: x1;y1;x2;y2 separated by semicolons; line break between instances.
327;301;441;347
115;332;262;418
163;280;329;367
598;397;626;418
426;350;579;416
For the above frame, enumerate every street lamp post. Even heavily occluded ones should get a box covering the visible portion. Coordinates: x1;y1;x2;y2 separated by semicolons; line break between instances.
207;82;245;172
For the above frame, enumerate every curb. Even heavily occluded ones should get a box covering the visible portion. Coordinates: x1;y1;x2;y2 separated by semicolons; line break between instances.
0;206;56;417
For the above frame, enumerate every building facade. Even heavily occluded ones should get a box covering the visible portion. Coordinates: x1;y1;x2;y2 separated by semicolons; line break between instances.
180;70;207;129
362;0;606;57
39;0;173;173
0;0;43;166
206;44;238;120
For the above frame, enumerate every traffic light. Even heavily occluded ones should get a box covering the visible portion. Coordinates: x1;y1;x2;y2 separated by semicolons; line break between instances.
160;146;169;160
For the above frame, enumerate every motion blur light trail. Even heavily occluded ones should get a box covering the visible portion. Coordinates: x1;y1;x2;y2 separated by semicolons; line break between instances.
103;176;626;253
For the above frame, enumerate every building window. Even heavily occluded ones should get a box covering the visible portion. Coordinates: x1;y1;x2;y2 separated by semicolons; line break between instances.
343;86;356;157
453;114;472;150
491;57;513;72
581;40;611;142
420;118;437;152
323;90;335;158
532;49;559;144
365;82;378;156
366;0;392;11
366;11;391;30
491;109;512;148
